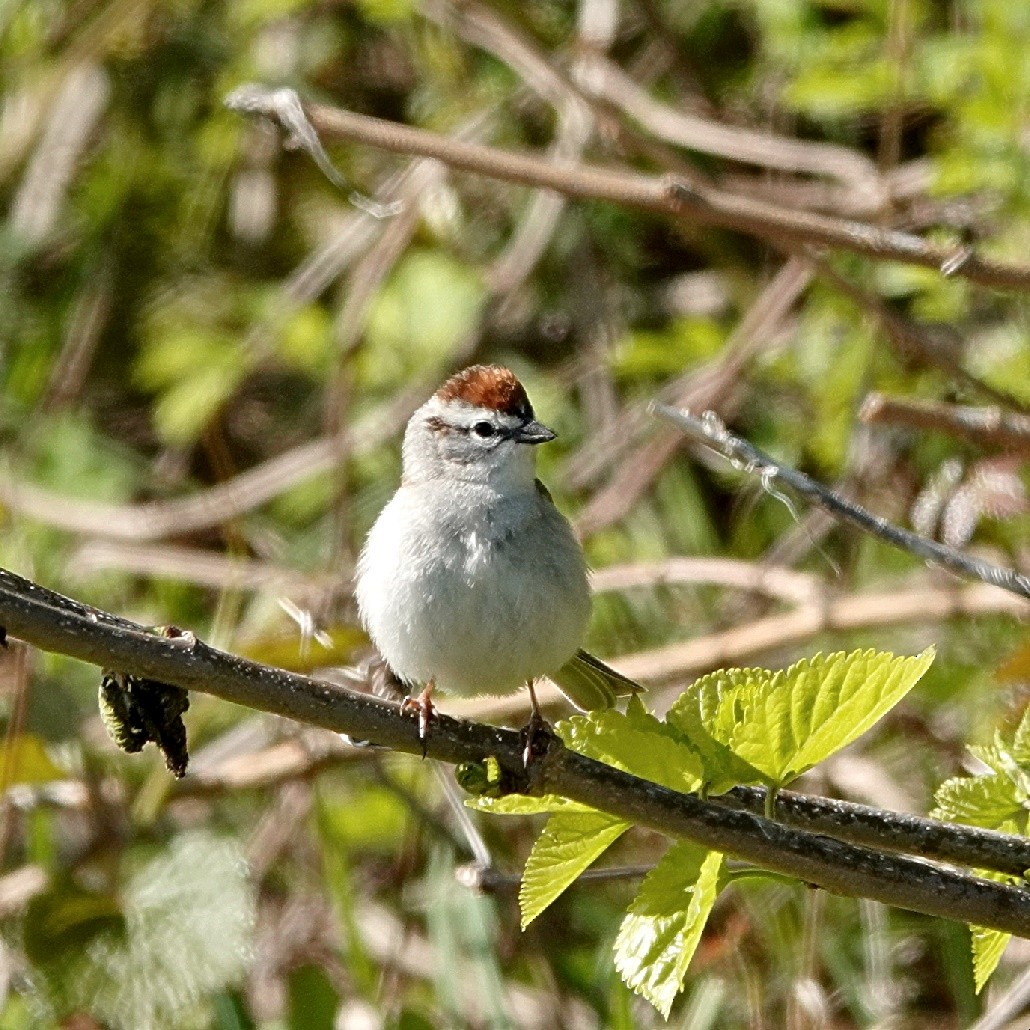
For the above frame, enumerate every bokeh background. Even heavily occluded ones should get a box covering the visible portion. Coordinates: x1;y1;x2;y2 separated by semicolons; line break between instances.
0;0;1027;1026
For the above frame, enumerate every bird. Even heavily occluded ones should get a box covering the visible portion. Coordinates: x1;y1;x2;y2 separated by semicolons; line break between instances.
355;364;638;740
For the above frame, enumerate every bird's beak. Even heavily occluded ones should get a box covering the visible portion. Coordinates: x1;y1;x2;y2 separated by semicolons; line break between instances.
513;419;557;444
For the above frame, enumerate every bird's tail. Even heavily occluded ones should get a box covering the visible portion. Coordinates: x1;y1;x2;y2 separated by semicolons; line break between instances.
550;649;644;711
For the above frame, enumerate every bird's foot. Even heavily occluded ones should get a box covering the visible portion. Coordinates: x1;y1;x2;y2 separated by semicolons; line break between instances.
521;681;556;768
520;707;556;768
402;682;435;757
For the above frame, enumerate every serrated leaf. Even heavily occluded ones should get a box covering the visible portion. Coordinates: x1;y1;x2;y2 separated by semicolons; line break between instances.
969;869;1017;994
972;925;1011;993
1011;706;1030;766
673;649;934;788
557;695;704;794
519;811;629;928
932;772;1024;829
613;844;723;1018
465;793;595;815
970;740;1030;797
666;670;771;792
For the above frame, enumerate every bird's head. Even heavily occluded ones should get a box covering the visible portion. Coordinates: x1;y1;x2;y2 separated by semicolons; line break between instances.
403;365;556;488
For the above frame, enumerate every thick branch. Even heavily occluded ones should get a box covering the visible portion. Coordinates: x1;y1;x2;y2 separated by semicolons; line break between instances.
722;786;1030;879
539;752;1030;937
2;566;1030;936
223;86;1030;292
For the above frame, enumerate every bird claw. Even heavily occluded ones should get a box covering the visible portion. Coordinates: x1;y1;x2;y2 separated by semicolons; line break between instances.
402;684;435;757
521;707;555;768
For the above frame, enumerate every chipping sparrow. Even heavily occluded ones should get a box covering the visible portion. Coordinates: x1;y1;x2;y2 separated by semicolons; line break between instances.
356;365;637;734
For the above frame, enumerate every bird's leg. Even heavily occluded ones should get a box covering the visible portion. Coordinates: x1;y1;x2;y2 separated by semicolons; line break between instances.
522;679;555;767
402;680;436;755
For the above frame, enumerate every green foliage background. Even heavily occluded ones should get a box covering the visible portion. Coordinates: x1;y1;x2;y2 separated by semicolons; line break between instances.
0;0;1027;1025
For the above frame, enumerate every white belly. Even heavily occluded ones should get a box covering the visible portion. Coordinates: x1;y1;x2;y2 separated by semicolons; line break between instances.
355;482;590;697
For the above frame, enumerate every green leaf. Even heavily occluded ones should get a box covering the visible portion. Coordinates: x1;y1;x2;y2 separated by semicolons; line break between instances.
557;695;704;794
354;0;414;22
613;845;723;1018
287;965;338;1030
968;865;1018;995
665;671;770;792
519;811;630;928
0;734;65;786
319;786;410;852
932;772;1024;829
672;649;934;788
237;625;367;673
152;360;246;445
972;924;1011;994
465;793;595;815
1010;705;1030;766
969;741;1030;798
24;885;125;965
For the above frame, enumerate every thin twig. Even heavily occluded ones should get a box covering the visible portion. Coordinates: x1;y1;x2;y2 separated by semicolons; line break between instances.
860;393;1030;453
457;862;656;893
806;252;1029;413
589;557;819;605
581;54;884;209
223;87;1030;292
2;565;1030;937
572;257;811;533
224;85;401;219
971;964;1030;1030
653;405;1030;599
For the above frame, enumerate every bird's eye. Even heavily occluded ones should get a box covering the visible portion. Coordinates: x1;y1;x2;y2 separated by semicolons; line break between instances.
472;421;496;439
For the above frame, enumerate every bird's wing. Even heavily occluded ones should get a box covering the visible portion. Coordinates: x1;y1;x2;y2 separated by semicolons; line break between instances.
550;649;644;711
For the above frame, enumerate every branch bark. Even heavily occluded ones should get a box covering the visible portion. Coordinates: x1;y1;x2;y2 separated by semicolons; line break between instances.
654;404;1030;599
860;393;1030;453
2;565;1030;937
223;86;1030;293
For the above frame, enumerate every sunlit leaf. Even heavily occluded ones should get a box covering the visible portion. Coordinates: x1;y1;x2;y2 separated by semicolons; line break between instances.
672;649;934;788
1011;705;1030;766
972;924;1011;994
613;845;723;1018
932;772;1024;829
519;811;630;928
665;671;770;792
557;695;704;794
465;793;595;815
